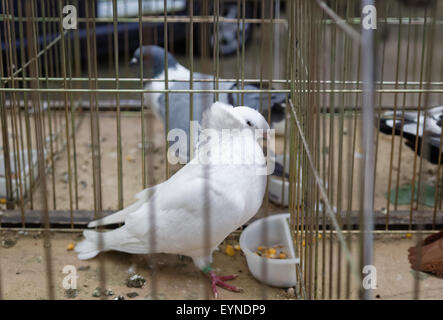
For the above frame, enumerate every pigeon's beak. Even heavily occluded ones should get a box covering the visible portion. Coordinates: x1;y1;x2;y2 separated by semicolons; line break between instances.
129;57;139;66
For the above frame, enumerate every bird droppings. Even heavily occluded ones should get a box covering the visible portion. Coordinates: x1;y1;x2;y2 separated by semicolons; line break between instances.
126;274;146;288
127;265;136;275
92;287;102;297
1;238;17;248
114;295;125;300
127;292;139;298
65;288;79;298
105;289;114;296
286;287;295;298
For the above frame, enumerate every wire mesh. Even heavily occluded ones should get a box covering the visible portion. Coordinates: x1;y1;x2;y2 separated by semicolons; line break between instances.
0;0;441;300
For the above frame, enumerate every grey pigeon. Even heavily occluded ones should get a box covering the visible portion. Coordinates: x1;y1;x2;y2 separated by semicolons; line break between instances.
130;45;287;163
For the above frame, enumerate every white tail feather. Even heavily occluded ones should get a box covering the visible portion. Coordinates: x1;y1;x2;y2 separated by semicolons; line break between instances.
75;230;104;260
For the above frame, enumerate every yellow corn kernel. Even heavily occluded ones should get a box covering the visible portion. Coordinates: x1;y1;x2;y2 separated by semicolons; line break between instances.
405;233;413;239
268;248;277;255
126;155;135;162
67;243;75;251
318;234;323;240
225;245;236;256
257;246;265;251
279;253;287;259
0;198;6;204
302;240;306;247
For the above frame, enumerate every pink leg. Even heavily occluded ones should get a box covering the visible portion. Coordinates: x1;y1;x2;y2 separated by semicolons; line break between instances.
208;271;242;298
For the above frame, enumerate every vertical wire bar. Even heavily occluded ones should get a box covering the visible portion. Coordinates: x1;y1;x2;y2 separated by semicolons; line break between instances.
16;0;35;210
334;1;348;298
139;0;146;189
112;0;124;209
25;0;55;299
344;0;359;299
327;0;338;299
394;8;413;212
213;0;219;101
266;0;275;298
408;8;429;229
189;0;194;161
294;0;304;298
307;0;316;299
386;3;403;229
52;3;62;153
360;0;376;300
412;2;437;300
164;0;170;179
200;0;212;300
144;0;158;300
320;6;327;299
312;1;321;298
235;0;240;105
41;0;57;210
66;12;80;212
372;1;388;218
241;0;245;105
58;0;74;227
85;0;106;298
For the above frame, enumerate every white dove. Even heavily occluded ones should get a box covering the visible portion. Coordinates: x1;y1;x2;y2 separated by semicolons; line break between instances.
75;101;269;298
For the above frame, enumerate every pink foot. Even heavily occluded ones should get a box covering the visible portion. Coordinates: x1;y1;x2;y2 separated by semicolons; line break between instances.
208;271;242;298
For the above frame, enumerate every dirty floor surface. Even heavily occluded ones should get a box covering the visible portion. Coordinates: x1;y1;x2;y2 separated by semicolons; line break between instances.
1;231;443;300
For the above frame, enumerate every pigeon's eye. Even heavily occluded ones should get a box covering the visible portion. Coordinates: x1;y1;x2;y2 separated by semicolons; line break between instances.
246;120;253;127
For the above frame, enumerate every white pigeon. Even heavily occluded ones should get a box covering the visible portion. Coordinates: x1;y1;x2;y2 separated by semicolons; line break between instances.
75;101;269;298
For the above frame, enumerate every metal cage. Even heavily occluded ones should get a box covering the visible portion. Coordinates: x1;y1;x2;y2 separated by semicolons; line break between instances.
0;0;442;300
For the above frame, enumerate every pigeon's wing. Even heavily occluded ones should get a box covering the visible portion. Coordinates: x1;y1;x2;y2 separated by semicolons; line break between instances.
88;183;164;228
123;162;251;256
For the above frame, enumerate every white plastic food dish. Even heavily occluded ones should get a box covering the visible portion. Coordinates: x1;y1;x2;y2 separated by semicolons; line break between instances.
268;154;293;207
239;213;299;287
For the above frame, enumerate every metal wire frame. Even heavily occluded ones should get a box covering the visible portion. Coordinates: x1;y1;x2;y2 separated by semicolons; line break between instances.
0;0;441;300
289;0;442;300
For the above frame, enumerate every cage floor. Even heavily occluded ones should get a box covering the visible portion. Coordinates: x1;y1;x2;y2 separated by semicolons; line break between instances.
0;231;442;300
